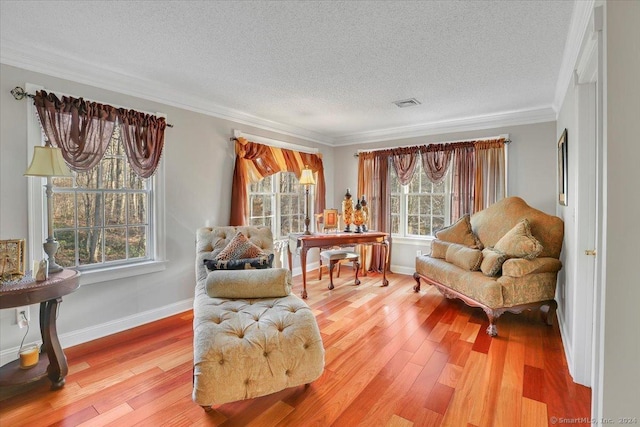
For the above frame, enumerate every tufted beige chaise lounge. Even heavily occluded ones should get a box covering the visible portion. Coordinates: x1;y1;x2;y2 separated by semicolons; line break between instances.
193;226;325;409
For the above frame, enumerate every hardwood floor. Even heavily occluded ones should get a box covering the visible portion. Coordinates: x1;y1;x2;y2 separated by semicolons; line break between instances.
0;271;591;426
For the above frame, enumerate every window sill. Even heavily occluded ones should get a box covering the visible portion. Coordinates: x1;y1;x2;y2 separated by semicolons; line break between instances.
78;260;168;286
391;236;435;246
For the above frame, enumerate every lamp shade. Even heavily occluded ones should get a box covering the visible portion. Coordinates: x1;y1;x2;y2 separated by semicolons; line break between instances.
299;167;316;185
24;146;73;177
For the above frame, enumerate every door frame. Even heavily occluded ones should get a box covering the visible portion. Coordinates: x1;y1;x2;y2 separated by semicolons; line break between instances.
573;3;605;407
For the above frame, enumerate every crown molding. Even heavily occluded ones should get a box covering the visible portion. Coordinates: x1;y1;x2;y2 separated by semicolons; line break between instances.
332;107;556;146
0;40;333;146
2;39;556;149
552;0;596;113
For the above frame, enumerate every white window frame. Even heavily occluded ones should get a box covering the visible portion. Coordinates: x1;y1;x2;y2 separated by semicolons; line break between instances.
248;171;313;240
25;83;166;286
391;161;452;244
386;135;509;245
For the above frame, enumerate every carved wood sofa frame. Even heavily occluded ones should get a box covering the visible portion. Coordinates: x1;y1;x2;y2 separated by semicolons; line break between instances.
412;272;557;337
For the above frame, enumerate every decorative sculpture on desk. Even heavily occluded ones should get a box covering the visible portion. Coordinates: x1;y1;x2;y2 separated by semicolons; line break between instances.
353;198;364;233
342;188;353;232
35;259;49;282
360;194;369;232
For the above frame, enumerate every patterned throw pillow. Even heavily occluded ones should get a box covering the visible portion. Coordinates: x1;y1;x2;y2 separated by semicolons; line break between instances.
494;219;543;260
445;242;483;271
480;247;508;277
204;253;274;271
214;231;265;261
435;214;483;249
429;239;450;259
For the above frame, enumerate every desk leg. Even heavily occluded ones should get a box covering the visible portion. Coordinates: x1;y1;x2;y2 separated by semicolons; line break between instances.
300;248;308;299
381;241;389;286
42;298;68;390
39;302;48;353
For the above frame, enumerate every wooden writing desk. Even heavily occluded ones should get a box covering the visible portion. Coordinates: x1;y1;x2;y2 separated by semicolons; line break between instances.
0;269;80;390
288;231;389;299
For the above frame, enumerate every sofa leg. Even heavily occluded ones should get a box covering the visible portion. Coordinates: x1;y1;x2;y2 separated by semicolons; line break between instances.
486;323;498;337
484;309;499;337
541;300;558;326
201;405;213;412
412;272;421;292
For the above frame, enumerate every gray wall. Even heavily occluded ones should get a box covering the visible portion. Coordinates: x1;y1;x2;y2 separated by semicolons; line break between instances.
555;0;639;415
602;0;640;419
0;64;332;358
332;122;558;273
555;74;577;370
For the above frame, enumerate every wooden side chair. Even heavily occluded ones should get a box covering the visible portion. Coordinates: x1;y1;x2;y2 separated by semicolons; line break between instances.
316;210;360;290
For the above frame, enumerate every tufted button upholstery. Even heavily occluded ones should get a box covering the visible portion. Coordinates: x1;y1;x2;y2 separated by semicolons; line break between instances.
193;226;325;407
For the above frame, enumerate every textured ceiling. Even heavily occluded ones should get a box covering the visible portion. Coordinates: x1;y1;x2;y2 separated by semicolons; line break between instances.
0;1;574;145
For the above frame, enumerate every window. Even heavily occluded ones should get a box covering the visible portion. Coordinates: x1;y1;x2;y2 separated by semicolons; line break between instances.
26;83;165;285
52;127;152;269
390;161;451;238
248;172;310;239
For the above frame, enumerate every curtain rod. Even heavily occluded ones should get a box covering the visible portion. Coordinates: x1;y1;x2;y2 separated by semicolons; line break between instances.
10;86;174;128
353;134;510;157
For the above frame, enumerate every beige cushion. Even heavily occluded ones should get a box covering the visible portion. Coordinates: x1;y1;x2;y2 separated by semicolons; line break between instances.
206;268;292;299
480;248;508;277
494;219;543;260
436;214;483;249
502;257;563;278
321;249;358;261
192;295;324;405
445;242;483;271
429;239;450;259
416;256;503;308
470;197;563;258
215;231;265;261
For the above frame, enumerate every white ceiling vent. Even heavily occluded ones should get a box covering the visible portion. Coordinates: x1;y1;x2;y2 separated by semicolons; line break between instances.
393;98;422;108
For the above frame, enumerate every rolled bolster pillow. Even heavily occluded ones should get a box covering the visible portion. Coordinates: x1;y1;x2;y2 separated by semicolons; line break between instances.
501;257;563;277
206;268;292;298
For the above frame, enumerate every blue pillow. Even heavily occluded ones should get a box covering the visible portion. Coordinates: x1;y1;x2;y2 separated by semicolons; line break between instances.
204;253;274;271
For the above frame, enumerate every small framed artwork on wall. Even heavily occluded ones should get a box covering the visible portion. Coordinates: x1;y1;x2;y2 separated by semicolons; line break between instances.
558;128;568;206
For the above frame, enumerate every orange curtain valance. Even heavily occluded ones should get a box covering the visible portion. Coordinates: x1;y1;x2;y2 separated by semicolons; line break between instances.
230;138;326;226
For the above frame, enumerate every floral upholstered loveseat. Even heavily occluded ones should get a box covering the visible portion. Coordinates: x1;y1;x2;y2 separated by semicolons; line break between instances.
413;197;564;336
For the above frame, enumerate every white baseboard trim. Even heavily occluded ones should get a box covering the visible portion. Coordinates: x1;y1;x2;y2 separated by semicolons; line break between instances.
291;261;320;278
556;303;576;382
0;298;193;366
390;265;415;276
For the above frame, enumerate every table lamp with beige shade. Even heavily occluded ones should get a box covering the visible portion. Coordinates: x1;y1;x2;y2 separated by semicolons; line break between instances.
298;166;316;235
24;143;73;274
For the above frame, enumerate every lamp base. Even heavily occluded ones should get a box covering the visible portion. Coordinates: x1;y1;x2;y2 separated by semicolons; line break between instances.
43;239;63;273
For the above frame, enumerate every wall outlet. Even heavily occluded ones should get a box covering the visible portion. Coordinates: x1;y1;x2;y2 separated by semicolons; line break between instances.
15;306;30;328
416;249;422;257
